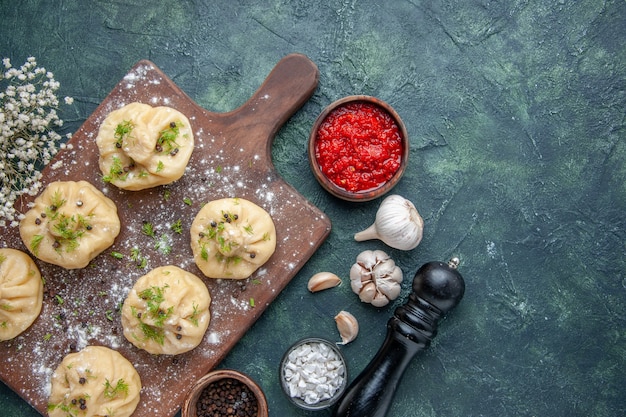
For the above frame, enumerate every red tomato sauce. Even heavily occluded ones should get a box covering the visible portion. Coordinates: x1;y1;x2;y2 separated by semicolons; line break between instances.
314;102;404;193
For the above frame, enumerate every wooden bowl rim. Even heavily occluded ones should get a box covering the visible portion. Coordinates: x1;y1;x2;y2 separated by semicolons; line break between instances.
308;95;410;202
182;369;269;417
279;337;348;410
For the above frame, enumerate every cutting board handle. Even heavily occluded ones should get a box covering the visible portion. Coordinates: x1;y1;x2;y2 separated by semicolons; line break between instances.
219;53;319;160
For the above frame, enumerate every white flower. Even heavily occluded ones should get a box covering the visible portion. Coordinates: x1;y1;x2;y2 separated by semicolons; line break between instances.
0;56;74;225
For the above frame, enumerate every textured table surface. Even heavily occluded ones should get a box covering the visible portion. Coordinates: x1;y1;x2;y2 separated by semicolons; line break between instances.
1;1;625;416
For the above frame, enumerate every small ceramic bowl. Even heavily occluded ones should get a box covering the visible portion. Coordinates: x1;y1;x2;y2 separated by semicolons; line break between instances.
308;95;409;202
279;337;348;411
182;369;269;417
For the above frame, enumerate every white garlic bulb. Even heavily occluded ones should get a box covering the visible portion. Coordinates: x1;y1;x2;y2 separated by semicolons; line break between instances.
354;194;424;250
350;250;403;307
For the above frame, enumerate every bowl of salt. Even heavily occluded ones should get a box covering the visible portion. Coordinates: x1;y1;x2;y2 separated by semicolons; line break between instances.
279;337;348;411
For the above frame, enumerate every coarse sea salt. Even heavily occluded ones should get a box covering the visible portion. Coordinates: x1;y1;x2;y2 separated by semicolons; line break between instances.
282;341;345;405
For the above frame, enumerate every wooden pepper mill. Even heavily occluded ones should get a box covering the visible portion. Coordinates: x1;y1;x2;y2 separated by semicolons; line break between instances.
333;258;466;417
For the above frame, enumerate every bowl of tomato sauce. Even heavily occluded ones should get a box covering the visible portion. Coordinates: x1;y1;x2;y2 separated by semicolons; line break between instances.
308;95;409;202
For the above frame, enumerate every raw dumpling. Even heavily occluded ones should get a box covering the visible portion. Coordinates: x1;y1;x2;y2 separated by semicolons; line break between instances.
47;345;142;417
19;180;121;269
96;102;194;190
0;248;43;341
121;265;211;355
190;197;277;279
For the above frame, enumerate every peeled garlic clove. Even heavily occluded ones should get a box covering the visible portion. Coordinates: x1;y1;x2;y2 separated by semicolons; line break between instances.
307;272;342;292
354;194;424;251
335;311;359;345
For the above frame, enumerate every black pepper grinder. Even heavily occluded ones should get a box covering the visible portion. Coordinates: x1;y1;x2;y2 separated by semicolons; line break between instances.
333;258;466;417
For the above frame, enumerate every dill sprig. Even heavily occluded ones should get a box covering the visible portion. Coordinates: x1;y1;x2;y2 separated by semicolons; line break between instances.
156;121;183;153
135;284;173;345
114;120;134;148
104;378;130;399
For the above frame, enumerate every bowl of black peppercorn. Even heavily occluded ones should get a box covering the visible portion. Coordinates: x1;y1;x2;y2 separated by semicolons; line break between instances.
182;369;268;417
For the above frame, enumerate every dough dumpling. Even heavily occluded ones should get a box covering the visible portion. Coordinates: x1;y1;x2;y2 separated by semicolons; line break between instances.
48;345;141;417
190;197;276;279
19;180;121;269
0;248;43;341
96;102;194;190
121;265;211;355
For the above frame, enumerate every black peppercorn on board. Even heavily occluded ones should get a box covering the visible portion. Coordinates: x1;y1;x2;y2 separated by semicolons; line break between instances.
0;54;331;417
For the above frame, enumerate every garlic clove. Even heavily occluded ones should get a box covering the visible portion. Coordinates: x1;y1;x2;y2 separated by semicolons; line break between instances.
358;282;378;304
389;267;403;283
349;263;367;290
354;194;424;251
354;249;387;270
377;278;402;300
350;278;364;294
372;259;396;279
371;292;391;308
354;250;374;269
307;272;342;292
335;311;359;345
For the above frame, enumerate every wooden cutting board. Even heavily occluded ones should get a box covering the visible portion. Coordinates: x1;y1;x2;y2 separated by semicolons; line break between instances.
0;54;331;416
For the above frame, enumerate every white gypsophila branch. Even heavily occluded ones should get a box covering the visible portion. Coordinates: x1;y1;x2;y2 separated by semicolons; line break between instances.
0;56;74;227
